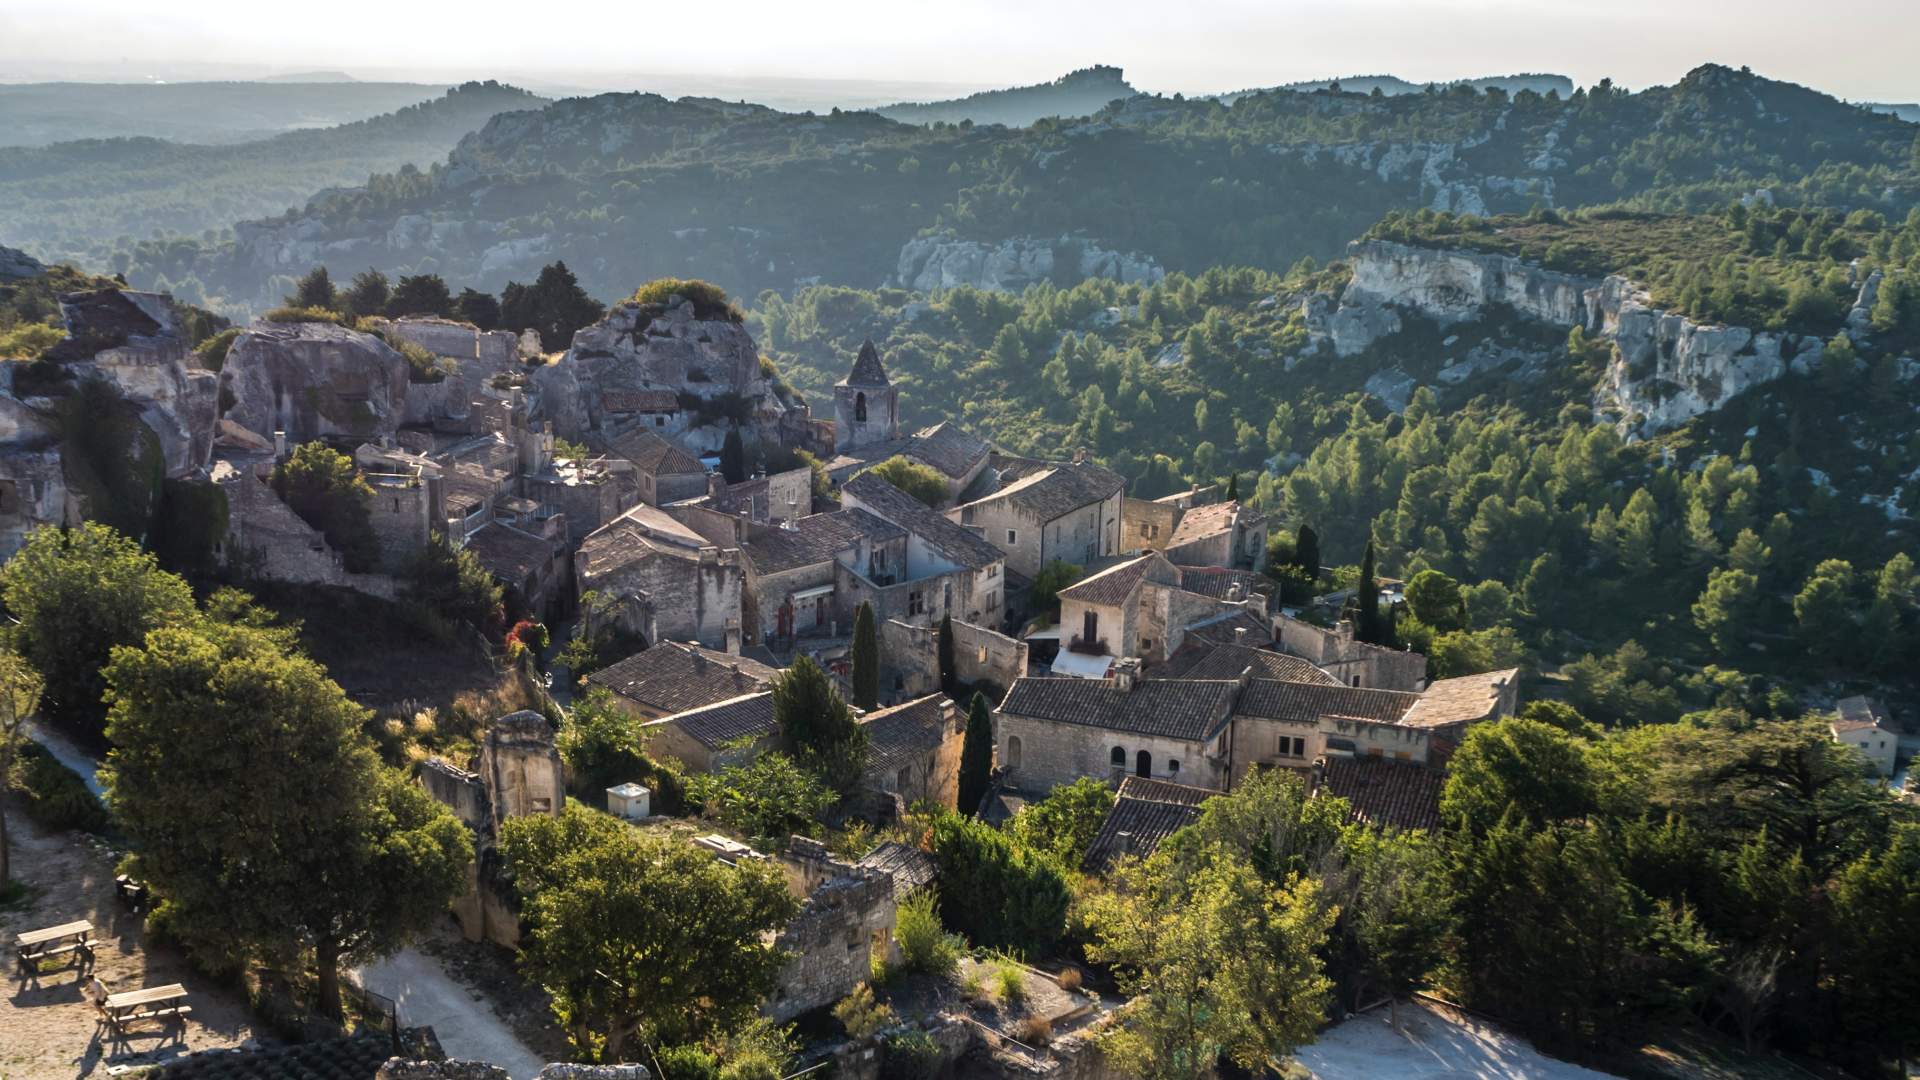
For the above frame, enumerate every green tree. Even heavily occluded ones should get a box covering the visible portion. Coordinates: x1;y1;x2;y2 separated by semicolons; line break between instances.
1441;718;1596;835
501;804;799;1060
1405;569;1465;632
103;618;471;1016
936;613;957;697
1354;541;1393;646
453;287;501;330
956;692;993;816
860;456;947;508
342;268;391;317
1009;776;1115;868
1344;829;1449;1026
1027;559;1083;622
286;265;337;310
387;273;454;317
1824;823;1920;1070
1291;524;1321;578
0;650;44;884
720;426;748;484
1084;845;1335;1080
1792;559;1856;664
501;261;606;351
403;532;505;631
0;523;196;740
689;752;835;841
849;601;879;710
273;442;380;572
772;656;867;795
928;811;1069;955
1692;567;1760;654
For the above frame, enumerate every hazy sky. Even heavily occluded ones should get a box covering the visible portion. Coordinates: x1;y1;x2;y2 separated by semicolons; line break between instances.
4;0;1918;102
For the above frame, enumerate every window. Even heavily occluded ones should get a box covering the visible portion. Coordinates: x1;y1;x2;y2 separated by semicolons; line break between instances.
1135;750;1152;778
854;391;868;422
1351;675;1362;687
908;591;925;615
1139;523;1150;538
1082;610;1099;643
1167;759;1181;775
896;767;912;791
1007;529;1018;545
1277;735;1306;758
1110;746;1126;768
977;645;989;664
1367;747;1384;757
1150;523;1159;539
987;565;998;579
1006;736;1023;770
654;415;665;427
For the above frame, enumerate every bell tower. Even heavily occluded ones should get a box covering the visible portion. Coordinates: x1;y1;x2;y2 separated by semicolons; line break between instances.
833;339;898;452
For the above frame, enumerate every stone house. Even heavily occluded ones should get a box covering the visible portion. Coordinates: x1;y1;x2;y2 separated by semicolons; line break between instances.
876;616;1028;704
1275;612;1429;691
739;509;906;645
525;455;628;544
1398;668;1522;752
359;459;439;572
642;691;778;773
860;694;964;809
464;519;569;623
952;452;1125;580
685;466;814;525
1048;553;1279;676
1121;493;1267;571
599;387;685;434
1153;640;1340;684
1229;680;1428;780
606;428;709;507
839;473;1008;630
577;503;744;649
586;641;778;721
824;419;993;500
1829;695;1897;777
833;340;900;454
995;660;1240;793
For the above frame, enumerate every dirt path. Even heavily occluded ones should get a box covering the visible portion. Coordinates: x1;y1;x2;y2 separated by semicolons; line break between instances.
0;798;259;1079
351;946;544;1080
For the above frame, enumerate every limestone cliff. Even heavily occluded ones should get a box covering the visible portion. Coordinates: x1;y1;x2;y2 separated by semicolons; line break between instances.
220;321;412;446
1310;239;1872;434
530;295;806;452
895;233;1164;293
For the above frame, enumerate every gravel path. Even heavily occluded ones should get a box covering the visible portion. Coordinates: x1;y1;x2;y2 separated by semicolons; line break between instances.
1296;999;1624;1080
351;949;546;1080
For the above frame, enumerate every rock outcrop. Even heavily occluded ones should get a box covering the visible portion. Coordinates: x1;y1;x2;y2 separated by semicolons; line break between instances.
1313;239;1861;434
0;245;44;281
50;290;219;476
221;321;412;446
530;296;805;452
895;233;1164;293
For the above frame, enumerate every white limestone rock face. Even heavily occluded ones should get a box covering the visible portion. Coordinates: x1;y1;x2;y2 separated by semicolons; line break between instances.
50;289;218;477
895;233;1164;292
0;245;44;281
533;296;794;447
220;321;412;445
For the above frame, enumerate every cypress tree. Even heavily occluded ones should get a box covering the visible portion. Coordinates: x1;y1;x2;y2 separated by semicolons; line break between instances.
1356;541;1395;646
1293;524;1322;578
850;601;879;710
1224;472;1240;501
773;655;867;795
720;427;747;484
957;691;994;816
937;613;957;697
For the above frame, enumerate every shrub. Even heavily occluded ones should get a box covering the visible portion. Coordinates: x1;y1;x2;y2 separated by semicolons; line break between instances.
392;337;454;383
992;958;1028;1008
1056;966;1082;992
860;457;949;508
833;983;894;1040
630;279;742;322
880;1030;942;1080
928;812;1070;956
194;327;241;372
10;742;109;833
959;965;989;1002
1013;1015;1051;1047
896;890;964;977
0;319;67;360
261;305;349;326
655;1045;722;1080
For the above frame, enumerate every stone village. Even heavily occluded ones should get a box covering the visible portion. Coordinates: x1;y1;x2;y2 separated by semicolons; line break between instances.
2;270;1898;1080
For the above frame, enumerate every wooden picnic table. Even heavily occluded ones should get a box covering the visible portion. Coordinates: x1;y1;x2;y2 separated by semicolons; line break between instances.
13;919;93;972
105;983;192;1030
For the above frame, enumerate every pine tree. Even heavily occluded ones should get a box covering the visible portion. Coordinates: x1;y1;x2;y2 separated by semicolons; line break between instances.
287;266;337;310
937;613;957;697
720;427;747;484
850;601;879;710
957;692;994;816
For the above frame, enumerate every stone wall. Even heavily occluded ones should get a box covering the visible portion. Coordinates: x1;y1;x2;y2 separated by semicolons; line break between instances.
877;618;1028;702
1275;614;1427;691
586;547;743;651
216;461;399;600
1118;498;1180;554
996;709;1229;793
766;838;898;1022
420;758;488;829
366;474;434;572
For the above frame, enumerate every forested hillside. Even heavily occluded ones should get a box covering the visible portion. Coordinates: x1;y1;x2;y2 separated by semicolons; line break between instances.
97;64;1920;320
0;82;546;277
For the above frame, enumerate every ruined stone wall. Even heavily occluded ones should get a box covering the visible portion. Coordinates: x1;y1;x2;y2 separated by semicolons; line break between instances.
766;840;897;1022
366;476;433;572
588;549;742;651
420;758;489;829
878;618;1026;702
532;474;623;545
217;463;399;600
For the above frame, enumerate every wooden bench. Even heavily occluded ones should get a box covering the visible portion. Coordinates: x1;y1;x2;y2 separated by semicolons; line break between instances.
105;983;190;1032
14;920;94;974
115;1004;193;1025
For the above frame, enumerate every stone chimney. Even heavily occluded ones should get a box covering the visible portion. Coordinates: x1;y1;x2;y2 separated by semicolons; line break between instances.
1233;626;1250;646
1335;618;1355;643
1072;447;1088;465
1228;581;1245;602
1308;755;1327;795
1110;657;1141;691
724;617;742;656
1115;831;1134;855
272;430;287;459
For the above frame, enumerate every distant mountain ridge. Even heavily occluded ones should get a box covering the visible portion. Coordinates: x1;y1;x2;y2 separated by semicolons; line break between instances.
0;80;465;147
1217;72;1575;103
875;65;1137;127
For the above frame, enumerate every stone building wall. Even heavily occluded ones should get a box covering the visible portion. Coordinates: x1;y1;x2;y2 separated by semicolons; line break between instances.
877;618;1028;702
994;710;1228;793
586;548;743;651
1119;498;1181;554
365;474;433;572
531;472;624;545
1230;714;1430;784
216;461;399;600
1275;613;1428;690
766;839;898;1022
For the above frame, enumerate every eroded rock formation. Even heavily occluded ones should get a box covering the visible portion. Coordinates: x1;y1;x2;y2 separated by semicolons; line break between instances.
895;233;1164;293
221;320;412;446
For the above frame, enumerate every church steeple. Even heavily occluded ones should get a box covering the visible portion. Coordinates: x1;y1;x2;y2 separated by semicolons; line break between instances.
833;339;899;451
842;339;890;388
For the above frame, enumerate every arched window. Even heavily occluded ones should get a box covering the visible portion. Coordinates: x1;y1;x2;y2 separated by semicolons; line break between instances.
854;391;868;422
1135;750;1152;778
1110;746;1126;768
1006;736;1023;770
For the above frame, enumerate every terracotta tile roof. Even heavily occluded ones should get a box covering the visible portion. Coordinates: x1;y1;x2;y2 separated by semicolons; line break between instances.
666;691;777;750
1167;501;1242;548
588;642;778;715
1153;643;1339;685
842;473;1003;569
838;340;891;387
861;694;955;775
1058;553;1159;606
999;676;1237;742
1401;668;1520;729
858;841;938;898
902;421;989;479
1317;755;1445;832
609;428;706;476
1833;695;1890;733
1177;567;1272;603
1235;680;1420;726
1081;775;1216;875
463;522;559;584
978;457;1125;521
742;508;903;575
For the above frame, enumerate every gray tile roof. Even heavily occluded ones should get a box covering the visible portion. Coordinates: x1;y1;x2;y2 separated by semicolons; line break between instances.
1318;755;1445;832
1235;680;1419;726
838;340;890;387
1177;567;1272;603
1181;609;1275;648
1153;643;1339;685
842;473;1003;570
902;421;989;479
463;522;559;584
1057;553;1157;606
1167;501;1242;548
1081;775;1215;875
981;457;1125;521
1401;668;1520;729
742;508;903;575
609;429;705;476
857;841;938;898
999;677;1237;742
668;691;777;750
861;694;954;775
588;642;778;714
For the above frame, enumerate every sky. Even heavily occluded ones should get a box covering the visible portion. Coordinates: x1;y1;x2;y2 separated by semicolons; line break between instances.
3;0;1918;104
